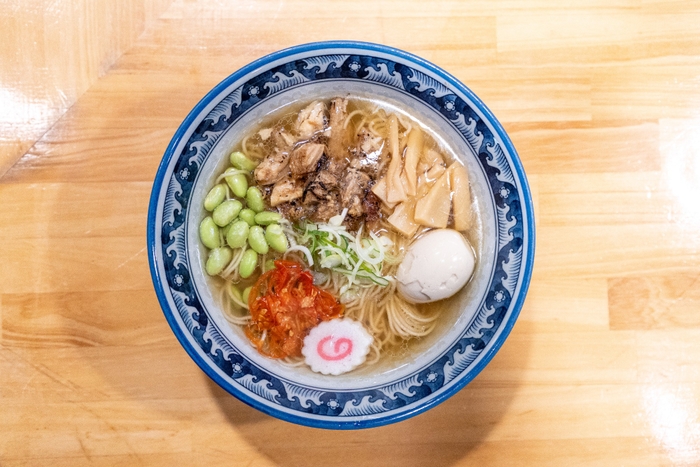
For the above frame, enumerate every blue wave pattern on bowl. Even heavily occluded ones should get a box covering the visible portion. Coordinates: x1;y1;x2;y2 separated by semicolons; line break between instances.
156;46;529;427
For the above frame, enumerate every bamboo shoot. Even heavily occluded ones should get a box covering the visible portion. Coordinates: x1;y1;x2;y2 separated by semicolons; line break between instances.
449;162;472;231
388;201;420;237
371;177;397;208
423;147;443;166
414;171;451;228
385;115;407;203
403;129;423;196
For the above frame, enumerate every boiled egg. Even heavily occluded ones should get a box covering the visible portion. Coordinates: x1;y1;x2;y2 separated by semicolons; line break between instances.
396;229;475;304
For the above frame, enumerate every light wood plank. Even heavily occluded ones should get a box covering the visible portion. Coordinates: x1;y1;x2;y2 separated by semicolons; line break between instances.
609;275;700;330
0;399;192;459
507;121;660;174
537;172;673;227
0;0;173;176
636;330;700;383
0;344;204;403
0;182;150;238
536;223;700;278
0;237;149;294
516;275;610;333
1;291;170;348
3;0;700;465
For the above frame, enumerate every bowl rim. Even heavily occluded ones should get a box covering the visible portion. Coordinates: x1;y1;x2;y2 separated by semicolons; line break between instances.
147;40;535;429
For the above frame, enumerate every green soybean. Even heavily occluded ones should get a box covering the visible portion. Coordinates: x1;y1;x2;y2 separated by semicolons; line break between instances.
221;222;233;238
239;208;257;226
264;259;276;272
204;184;227;211
212;199;242;227
199;216;220;249
230;151;258;171
239;249;258;279
226;220;249;249
265;223;288;253
242;286;252;305
254;211;281;225
248;226;269;254
226;173;248;198
246;187;265;213
206;247;232;276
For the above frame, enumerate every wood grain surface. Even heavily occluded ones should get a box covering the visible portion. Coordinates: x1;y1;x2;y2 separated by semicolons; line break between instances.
2;0;700;465
0;0;172;177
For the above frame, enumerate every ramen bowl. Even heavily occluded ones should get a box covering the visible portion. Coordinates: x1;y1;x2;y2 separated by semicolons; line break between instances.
147;41;535;429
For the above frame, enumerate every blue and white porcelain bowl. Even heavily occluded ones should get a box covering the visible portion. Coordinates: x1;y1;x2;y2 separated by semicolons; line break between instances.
147;41;535;429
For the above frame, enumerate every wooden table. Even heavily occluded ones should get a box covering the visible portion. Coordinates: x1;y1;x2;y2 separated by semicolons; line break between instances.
2;1;700;465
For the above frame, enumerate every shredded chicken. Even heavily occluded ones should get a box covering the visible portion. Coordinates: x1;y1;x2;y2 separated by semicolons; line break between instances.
295;101;327;139
350;127;384;175
289;143;325;176
305;169;340;202
277;201;306;223
257;97;388;230
270;177;305;207
363;191;381;225
341;168;371;217
358;127;383;157
312;197;342;223
254;149;290;185
327;97;349;161
273;127;295;150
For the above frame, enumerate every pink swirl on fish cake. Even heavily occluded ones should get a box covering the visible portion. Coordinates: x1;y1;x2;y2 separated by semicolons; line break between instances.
302;318;373;375
317;336;353;361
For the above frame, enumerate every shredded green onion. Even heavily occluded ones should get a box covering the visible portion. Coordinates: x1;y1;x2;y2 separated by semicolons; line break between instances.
294;210;392;288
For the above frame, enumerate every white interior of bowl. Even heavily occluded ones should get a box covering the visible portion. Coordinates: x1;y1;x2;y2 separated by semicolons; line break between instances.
186;80;497;390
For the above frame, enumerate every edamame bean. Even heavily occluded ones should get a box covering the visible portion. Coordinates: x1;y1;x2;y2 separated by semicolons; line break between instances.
264;223;288;253
239;249;258;279
242;286;252;305
248;226;269;254
206;247;233;276
229;151;258;171
246;187;265;213
225;173;248;198
238;208;256;226
221;222;232;238
254;211;281;225
199;216;220;249
204;184;227;211
212;199;242;227
264;259;276;272
226;220;249;249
